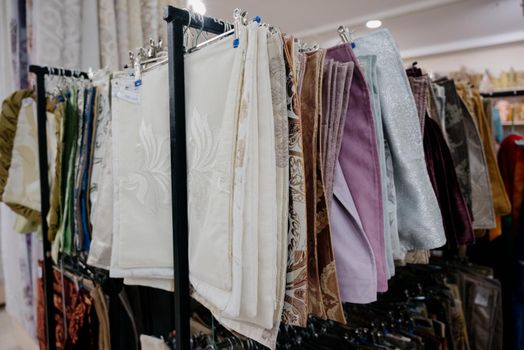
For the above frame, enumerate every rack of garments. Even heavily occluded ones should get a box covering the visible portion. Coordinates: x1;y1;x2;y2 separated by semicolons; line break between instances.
0;4;516;350
28;65;90;350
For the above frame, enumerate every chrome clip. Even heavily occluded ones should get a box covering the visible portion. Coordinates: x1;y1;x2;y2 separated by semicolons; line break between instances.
338;25;355;48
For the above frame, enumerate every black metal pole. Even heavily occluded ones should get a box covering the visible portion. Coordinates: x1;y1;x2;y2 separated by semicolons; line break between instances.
163;7;229;348
481;90;524;98
33;70;56;350
165;9;191;350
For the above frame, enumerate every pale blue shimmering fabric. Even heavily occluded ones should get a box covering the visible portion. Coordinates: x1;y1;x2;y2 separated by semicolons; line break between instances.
358;54;395;278
354;29;446;255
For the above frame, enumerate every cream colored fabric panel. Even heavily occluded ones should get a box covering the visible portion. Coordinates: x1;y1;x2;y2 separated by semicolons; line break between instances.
110;64;173;278
4;99;58;213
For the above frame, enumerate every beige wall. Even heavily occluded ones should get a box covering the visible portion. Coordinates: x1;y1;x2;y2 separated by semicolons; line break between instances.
403;41;524;76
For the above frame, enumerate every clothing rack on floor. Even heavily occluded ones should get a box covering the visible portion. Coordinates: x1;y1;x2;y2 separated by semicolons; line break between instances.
29;6;231;349
28;65;89;350
481;89;524;98
163;6;231;350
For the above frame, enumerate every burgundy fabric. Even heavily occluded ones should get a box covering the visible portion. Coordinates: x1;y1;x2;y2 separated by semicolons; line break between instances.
325;43;387;292
423;117;474;246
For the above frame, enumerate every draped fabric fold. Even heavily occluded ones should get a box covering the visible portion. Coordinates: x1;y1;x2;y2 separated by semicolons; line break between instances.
326;43;387;293
354;29;446;256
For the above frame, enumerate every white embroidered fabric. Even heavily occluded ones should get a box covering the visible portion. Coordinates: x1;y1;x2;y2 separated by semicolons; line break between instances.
110;63;173;278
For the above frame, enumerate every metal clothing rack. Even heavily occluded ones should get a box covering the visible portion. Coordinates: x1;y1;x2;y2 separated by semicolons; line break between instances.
29;6;231;350
481;89;524;98
163;6;231;350
28;65;89;350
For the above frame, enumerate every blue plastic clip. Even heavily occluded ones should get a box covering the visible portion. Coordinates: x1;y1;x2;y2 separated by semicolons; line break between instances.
233;38;239;48
253;15;261;23
135;79;142;87
351;42;356;49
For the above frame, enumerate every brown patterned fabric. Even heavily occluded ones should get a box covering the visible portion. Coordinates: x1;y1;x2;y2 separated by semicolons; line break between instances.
301;50;345;323
37;262;99;350
300;50;326;318
281;36;309;327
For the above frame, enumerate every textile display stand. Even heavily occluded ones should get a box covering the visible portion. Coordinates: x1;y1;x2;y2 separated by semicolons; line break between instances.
29;6;232;350
28;65;90;350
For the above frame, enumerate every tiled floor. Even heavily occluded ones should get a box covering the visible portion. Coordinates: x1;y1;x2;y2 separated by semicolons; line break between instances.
0;308;22;350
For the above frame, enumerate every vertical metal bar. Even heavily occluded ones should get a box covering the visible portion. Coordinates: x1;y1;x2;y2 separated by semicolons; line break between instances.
166;17;191;350
34;72;56;350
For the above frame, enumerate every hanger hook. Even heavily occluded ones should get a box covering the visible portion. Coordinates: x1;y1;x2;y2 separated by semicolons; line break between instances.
195;13;205;44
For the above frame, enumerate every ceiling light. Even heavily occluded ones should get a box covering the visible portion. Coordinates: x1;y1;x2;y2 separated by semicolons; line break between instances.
366;20;382;29
188;0;206;15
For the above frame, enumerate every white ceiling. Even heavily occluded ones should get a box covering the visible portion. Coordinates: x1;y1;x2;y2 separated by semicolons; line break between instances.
201;0;524;58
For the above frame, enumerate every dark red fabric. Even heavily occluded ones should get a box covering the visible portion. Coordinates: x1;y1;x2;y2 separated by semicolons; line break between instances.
423;117;474;246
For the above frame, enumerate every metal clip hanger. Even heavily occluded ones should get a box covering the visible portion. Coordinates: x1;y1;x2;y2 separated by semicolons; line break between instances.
338;25;356;48
187;8;245;54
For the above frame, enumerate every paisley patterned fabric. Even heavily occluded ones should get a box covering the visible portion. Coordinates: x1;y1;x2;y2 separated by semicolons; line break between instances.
267;30;289;330
281;36;309;327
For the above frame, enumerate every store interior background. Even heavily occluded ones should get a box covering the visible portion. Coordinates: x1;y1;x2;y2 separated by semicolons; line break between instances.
1;0;523;348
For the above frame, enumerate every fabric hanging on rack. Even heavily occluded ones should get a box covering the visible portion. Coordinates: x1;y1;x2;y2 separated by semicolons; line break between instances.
457;83;511;218
186;26;247;313
307;47;346;323
47;101;64;242
326;43;387;294
267;29;289;331
359;54;396;280
110;63;173;278
0;90;60;227
184;23;286;349
208;23;285;345
300;49;326;318
53;87;81;258
36;264;100;350
436;78;496;230
353;29;446;257
408;74;474;247
87;71;114;269
281;35;309;328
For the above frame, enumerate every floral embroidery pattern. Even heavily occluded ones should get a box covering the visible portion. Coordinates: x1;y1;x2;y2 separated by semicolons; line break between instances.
122;119;170;213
